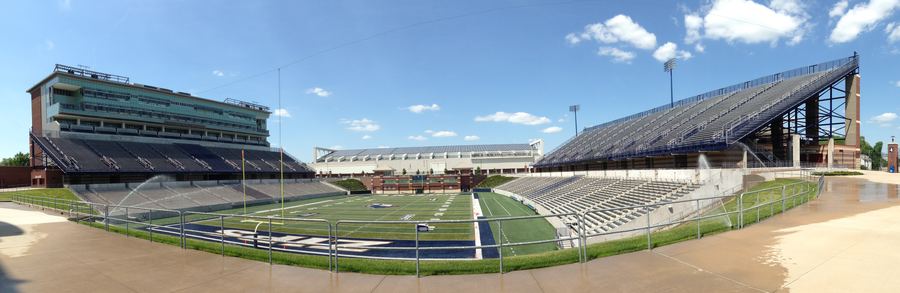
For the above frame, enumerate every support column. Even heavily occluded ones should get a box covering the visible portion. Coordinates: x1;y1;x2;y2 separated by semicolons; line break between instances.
772;117;785;160
845;74;861;147
792;134;800;168
889;143;899;173
805;98;819;142
742;150;748;169
827;138;835;168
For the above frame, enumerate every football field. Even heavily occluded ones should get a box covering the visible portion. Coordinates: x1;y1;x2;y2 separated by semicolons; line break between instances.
176;193;475;241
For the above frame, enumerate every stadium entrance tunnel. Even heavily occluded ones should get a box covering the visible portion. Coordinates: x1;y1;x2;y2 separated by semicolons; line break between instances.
147;223;483;259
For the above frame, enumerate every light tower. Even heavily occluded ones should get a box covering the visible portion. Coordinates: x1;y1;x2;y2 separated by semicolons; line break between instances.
664;58;676;107
569;105;580;136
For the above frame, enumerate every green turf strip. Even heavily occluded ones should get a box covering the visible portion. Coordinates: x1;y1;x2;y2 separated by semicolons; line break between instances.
477;192;559;256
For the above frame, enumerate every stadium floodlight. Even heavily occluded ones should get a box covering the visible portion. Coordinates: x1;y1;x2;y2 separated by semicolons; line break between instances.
664;58;676;108
569;105;580;136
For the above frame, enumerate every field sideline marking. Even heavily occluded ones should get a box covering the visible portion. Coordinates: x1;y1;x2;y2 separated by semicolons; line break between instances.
488;195;519;256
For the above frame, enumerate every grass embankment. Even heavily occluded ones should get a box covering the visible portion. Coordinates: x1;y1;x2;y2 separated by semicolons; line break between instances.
20;179;818;276
0;188;79;202
477;175;516;188
812;171;863;176
331;179;368;192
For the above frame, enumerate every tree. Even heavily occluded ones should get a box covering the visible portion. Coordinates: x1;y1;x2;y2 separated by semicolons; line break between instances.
872;141;884;170
0;152;29;167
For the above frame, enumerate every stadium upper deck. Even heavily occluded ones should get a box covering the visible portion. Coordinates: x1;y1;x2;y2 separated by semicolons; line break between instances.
536;55;861;170
27;65;312;186
28;64;271;147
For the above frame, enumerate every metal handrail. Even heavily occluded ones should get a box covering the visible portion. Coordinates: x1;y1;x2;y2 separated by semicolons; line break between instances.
9;172;823;277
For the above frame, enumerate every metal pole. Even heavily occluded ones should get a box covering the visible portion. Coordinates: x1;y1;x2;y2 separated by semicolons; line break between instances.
180;212;186;248
669;69;674;107
738;193;744;229
334;223;340;273
327;223;333;272
579;214;586;263
268;217;273;264
646;207;652;249
574;109;578;136
415;223;420;278
696;200;701;239
149;210;154;243
104;205;110;232
498;220;504;274
782;186;786;214
220;215;225;256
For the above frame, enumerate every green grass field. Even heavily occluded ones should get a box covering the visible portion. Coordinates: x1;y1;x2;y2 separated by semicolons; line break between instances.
175;193;475;240
0;188;79;202
477;192;558;256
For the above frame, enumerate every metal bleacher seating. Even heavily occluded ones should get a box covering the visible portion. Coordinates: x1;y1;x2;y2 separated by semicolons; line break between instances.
535;55;860;168
31;136;313;174
71;180;347;213
496;177;697;234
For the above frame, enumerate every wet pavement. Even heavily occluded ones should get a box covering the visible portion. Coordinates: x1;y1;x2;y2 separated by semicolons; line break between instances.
2;175;900;292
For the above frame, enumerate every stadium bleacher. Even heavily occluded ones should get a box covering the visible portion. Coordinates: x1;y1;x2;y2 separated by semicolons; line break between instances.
535;55;859;168
495;177;696;234
31;135;313;174
70;179;347;214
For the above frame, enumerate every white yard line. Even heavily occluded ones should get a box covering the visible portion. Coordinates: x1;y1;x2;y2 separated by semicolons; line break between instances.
252;199;336;215
490;196;518;255
341;195;431;237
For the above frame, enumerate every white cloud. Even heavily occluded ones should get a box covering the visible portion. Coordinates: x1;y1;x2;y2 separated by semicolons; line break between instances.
212;70;224;77
377;145;390;149
895;80;900;87
871;112;898;125
407;103;440;113
830;0;850;18
570;15;658;50
694;43;706;52
430;130;457;138
542;126;563;134
652;42;693;62
887;22;900;42
272;108;291;118
44;40;55;51
474;112;551;125
361;135;372;140
464;135;480;141
408;135;427;141
597;47;637;63
688;0;808;46
329;145;344;150
684;14;703;44
306;87;332;97
565;33;582;45
829;0;900;43
342;118;380;132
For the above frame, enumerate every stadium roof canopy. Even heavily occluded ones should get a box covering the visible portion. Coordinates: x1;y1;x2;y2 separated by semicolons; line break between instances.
535;55;860;168
315;142;542;162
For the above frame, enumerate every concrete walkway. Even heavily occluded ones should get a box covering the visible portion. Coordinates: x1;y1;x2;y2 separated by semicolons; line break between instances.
2;175;900;292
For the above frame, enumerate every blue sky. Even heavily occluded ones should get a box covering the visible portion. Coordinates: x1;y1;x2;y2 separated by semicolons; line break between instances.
2;0;900;161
